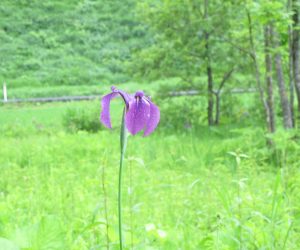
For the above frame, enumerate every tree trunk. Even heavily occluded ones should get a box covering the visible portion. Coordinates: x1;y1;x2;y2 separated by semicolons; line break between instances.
288;24;295;126
264;25;276;133
288;0;295;126
207;62;214;126
214;68;234;125
247;10;273;133
292;0;300;120
204;0;214;126
215;93;220;125
273;30;294;129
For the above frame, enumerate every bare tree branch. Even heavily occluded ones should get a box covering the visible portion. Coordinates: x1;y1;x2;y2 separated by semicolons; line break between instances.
216;67;235;94
216;37;254;59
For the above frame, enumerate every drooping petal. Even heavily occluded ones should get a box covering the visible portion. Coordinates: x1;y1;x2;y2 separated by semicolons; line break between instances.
144;101;160;136
112;87;132;109
125;97;150;135
100;92;118;128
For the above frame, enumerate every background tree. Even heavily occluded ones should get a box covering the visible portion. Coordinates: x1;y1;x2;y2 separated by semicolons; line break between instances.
291;0;300;122
130;0;243;125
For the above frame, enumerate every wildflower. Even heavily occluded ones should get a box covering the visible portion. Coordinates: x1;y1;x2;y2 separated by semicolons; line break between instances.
100;86;160;249
101;86;160;136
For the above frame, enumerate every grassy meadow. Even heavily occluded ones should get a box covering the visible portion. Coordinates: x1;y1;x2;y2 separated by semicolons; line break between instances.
1;0;300;249
1;96;300;250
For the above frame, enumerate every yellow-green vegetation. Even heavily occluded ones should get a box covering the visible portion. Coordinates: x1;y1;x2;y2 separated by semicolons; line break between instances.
0;0;147;88
0;101;300;249
1;0;300;249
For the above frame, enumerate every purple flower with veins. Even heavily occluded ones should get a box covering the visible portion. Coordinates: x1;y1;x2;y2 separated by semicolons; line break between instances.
100;86;160;248
101;86;160;136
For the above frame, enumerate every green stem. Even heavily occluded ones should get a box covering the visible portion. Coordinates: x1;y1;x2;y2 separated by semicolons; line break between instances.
102;154;110;250
119;108;127;250
129;160;133;250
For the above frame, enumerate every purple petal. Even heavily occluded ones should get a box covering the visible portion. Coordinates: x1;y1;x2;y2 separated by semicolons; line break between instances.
125;97;150;135
112;88;132;109
144;101;160;136
100;92;118;128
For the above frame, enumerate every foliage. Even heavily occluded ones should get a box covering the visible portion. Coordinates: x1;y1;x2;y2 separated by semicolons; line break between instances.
62;101;102;133
1;0;300;249
0;0;149;88
126;0;299;129
158;96;206;131
1;102;300;249
129;0;247;82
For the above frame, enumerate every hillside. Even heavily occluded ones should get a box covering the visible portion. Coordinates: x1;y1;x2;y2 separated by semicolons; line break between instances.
0;0;148;88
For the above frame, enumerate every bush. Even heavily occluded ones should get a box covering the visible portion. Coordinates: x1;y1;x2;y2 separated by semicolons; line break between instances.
62;104;102;133
158;96;207;132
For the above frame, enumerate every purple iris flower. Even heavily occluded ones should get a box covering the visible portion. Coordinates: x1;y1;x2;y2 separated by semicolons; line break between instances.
100;86;160;136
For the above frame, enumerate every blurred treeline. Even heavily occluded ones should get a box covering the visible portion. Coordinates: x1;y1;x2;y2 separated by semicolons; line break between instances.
1;0;300;131
0;0;148;87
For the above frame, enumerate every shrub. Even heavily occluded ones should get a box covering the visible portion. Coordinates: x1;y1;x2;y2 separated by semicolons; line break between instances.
157;96;207;132
62;104;102;133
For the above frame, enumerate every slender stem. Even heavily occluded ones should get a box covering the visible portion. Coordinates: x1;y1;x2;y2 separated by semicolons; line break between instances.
236;157;242;250
129;160;134;250
119;108;127;250
118;158;123;250
102;157;110;250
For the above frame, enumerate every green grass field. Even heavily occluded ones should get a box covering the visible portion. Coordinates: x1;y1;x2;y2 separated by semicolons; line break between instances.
1;99;300;250
1;0;300;248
